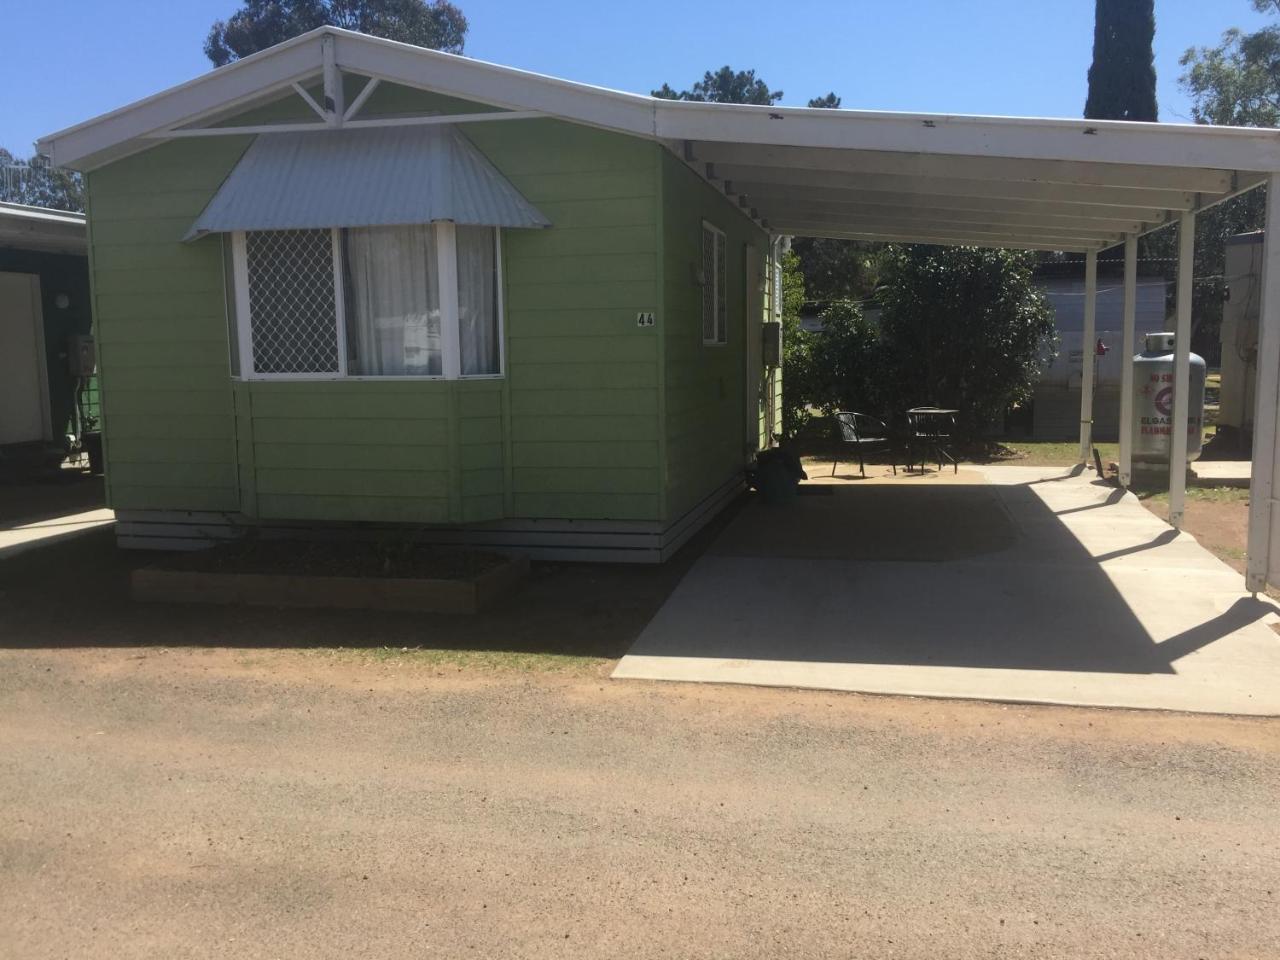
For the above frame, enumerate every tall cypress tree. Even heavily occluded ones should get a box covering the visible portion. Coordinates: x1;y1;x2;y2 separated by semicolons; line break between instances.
1084;0;1158;121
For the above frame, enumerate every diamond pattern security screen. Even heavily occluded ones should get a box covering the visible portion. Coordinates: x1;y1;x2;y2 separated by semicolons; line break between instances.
246;229;340;374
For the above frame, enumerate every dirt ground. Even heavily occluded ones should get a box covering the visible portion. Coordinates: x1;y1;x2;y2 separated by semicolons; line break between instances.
1142;494;1250;576
3;644;1279;959
4;470;1280;957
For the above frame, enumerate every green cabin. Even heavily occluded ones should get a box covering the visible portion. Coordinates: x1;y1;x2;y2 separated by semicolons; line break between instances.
40;29;782;561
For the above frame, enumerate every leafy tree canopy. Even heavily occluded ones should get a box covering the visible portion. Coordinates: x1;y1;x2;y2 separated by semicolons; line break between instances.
875;246;1057;439
205;0;467;67
0;149;83;212
807;92;842;109
653;67;782;105
1084;0;1158;121
1180;0;1280;125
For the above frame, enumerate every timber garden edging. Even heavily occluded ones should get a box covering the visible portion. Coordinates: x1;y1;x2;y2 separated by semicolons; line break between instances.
130;554;529;614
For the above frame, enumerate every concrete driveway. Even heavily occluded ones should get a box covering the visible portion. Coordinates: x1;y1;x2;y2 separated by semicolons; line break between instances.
615;465;1280;715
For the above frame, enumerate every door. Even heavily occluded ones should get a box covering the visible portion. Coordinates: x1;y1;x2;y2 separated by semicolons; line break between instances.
0;272;50;445
743;245;765;455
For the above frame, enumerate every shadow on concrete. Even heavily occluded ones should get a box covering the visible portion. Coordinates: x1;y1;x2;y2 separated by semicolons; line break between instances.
622;478;1264;676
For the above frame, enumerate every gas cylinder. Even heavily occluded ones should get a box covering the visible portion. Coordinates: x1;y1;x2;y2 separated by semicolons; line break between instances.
1132;332;1206;465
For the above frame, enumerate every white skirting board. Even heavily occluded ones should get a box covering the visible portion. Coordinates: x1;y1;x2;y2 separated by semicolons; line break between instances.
113;474;744;564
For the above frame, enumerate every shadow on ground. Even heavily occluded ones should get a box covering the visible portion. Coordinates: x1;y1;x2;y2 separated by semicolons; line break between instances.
0;499;740;660
624;476;1277;676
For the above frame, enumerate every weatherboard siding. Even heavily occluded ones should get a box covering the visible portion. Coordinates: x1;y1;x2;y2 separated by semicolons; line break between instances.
87;87;666;526
87;137;250;513
660;151;769;521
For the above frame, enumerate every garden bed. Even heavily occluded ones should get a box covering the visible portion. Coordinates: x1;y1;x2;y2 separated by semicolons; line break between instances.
131;540;529;614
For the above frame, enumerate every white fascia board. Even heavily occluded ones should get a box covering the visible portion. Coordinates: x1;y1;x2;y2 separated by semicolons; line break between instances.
660;101;1280;175
0;201;86;227
333;31;656;137
38;33;325;170
711;163;1197;211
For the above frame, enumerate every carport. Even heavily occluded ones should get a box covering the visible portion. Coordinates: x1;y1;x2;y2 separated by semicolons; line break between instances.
655;102;1280;592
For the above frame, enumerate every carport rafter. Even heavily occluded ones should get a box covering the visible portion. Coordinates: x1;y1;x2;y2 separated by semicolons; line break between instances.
750;201;1146;235
687;141;1236;194
766;228;1097;253
771;219;1120;248
708;163;1201;212
725;182;1182;223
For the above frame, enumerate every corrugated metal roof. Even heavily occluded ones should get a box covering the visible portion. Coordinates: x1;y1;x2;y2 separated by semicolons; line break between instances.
185;124;550;239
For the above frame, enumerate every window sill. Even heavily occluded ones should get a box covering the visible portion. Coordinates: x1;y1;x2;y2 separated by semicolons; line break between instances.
230;374;505;382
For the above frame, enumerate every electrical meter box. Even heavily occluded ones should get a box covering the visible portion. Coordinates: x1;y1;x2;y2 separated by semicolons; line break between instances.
68;334;96;377
761;321;782;367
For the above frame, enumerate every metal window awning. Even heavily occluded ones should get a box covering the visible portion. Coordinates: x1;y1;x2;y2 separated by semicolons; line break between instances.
184;124;549;240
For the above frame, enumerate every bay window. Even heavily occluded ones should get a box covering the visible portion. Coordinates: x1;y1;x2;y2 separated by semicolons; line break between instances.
228;222;502;379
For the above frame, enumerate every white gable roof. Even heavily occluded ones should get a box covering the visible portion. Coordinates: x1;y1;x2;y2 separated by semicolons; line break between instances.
37;27;1280;252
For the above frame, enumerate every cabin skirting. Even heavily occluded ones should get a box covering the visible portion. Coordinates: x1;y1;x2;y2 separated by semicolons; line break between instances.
113;473;744;564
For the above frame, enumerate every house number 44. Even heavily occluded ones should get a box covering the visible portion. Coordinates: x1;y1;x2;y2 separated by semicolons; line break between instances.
635;312;655;327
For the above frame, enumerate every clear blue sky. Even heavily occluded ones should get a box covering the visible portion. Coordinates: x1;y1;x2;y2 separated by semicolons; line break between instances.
2;0;1273;156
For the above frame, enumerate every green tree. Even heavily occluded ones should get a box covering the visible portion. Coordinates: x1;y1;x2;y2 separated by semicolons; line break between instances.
1180;0;1280;125
1084;0;1158;121
652;67;782;105
876;246;1057;440
1165;0;1278;359
205;0;467;66
0;149;83;212
789;237;882;304
807;92;841;109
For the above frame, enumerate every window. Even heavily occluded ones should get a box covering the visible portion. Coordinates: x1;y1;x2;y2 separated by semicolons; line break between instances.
229;223;502;379
701;221;727;345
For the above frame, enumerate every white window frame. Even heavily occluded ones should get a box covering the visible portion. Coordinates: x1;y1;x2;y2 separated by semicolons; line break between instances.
230;223;504;381
701;220;728;346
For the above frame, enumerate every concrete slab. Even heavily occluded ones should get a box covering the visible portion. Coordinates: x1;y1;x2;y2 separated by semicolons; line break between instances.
0;509;115;560
614;465;1280;715
1191;460;1252;487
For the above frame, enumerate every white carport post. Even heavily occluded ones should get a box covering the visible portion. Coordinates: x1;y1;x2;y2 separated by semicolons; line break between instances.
1078;249;1098;462
1118;233;1138;488
1168;210;1196;528
1246;173;1280;593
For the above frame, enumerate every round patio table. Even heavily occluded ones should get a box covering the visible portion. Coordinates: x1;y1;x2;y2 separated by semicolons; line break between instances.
905;407;959;474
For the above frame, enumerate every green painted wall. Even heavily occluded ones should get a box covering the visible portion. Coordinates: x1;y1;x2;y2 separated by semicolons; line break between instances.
659;152;769;520
87;82;667;525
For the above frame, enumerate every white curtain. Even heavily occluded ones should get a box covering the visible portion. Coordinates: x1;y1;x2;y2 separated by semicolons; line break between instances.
457;226;499;375
344;225;441;376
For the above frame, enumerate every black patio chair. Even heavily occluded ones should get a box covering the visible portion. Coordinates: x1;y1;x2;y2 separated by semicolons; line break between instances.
832;411;897;478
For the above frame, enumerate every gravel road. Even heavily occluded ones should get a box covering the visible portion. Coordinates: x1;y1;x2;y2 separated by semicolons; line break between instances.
2;647;1278;959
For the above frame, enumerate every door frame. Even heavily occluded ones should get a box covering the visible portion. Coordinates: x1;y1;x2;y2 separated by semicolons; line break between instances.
743;244;765;457
0;271;53;446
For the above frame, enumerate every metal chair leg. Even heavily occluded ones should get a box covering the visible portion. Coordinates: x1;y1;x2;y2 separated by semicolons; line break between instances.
858;447;866;477
832;456;838;477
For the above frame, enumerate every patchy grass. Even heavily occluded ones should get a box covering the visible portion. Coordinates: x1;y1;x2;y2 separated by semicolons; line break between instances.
301;645;608;675
986;441;1120;467
1138;485;1251;505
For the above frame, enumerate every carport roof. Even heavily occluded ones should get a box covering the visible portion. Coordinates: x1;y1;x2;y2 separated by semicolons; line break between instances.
37;27;1280;252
